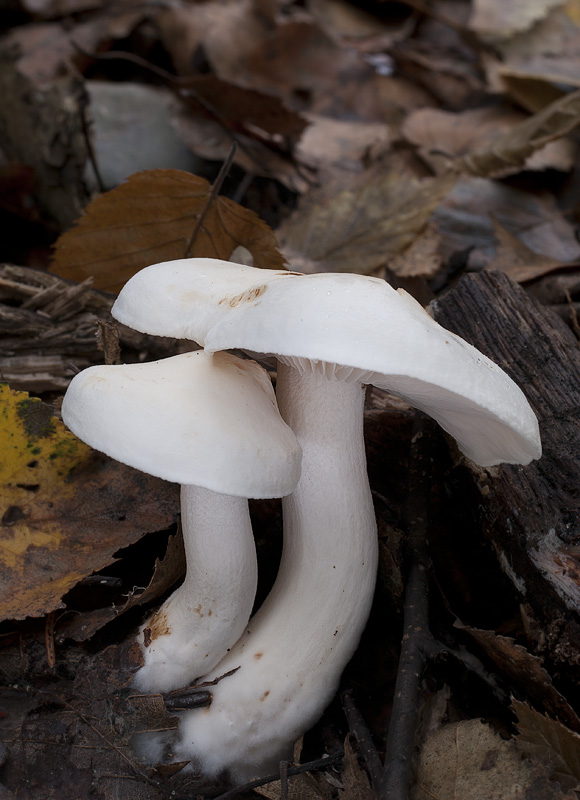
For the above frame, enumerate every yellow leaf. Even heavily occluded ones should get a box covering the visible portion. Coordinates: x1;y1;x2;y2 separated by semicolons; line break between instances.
50;169;285;292
0;384;178;622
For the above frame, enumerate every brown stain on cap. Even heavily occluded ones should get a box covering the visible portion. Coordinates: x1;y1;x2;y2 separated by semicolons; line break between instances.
219;285;268;308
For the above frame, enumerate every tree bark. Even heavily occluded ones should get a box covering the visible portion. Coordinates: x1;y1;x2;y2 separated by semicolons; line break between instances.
432;270;580;668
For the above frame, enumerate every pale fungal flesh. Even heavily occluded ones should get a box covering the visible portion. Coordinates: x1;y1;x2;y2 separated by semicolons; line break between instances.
171;365;378;782
62;349;301;693
114;259;541;782
133;487;257;693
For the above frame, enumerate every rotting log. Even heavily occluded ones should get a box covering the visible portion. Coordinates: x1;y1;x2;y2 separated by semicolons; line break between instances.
432;270;580;668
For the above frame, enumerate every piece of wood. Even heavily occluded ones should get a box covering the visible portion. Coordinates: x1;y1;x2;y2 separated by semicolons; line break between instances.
432;270;580;664
0;264;176;393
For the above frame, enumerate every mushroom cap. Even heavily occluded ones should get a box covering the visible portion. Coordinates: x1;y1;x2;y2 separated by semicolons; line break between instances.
111;258;290;342
112;259;541;467
62;350;301;498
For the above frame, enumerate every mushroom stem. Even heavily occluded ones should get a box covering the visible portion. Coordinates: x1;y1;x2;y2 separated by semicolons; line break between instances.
133;486;258;694
176;364;378;782
274;364;378;644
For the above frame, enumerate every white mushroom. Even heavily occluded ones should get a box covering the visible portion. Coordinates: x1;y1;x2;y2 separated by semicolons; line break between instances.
62;349;301;693
114;259;541;782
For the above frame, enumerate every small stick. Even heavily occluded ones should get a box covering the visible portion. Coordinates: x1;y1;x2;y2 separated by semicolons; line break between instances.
70;43;270;174
280;759;289;800
342;690;383;792
380;416;438;800
209;749;344;800
162;688;212;711
184;142;238;258
79;98;106;194
96;319;121;365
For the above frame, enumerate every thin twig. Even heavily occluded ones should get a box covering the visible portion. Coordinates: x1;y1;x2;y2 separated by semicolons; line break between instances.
342;690;383;792
70;43;278;176
280;760;289;800
380;416;438;800
184;142;237;258
208;749;344;800
79;98;106;194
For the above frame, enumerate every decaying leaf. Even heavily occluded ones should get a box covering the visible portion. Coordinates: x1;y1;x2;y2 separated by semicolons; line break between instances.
0;384;179;622
57;531;185;642
255;773;331;800
51;169;285;292
177;74;308;144
402;105;576;177
434;177;580;268
458;624;580;731
513;699;580;793
456;88;580;178
254;737;333;800
479;1;580;113
487;218;575;283
412;718;574;799
387;221;442;278
279;166;456;275
154;0;270;81
297;115;391;174
469;0;565;40
338;736;375;800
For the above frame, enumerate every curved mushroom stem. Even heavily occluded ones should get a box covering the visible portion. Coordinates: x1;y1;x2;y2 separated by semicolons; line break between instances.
133;485;258;693
175;364;378;782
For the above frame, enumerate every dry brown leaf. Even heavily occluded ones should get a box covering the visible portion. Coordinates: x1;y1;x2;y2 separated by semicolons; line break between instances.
297;115;391;173
469;0;565;40
389;39;485;110
178;74;308;143
51;169;285;292
514;699;580;793
170;104;309;191
235;19;362;103
0;385;179;622
387;221;442;278
3;12;143;85
155;1;271;83
487;218;575;283
338;736;375;800
434;177;580;269
412;719;574;800
403;106;576;177
20;0;103;18
458;625;580;731
255;773;330;800
279;167;456;275
57;531;185;642
309;0;401;41
483;3;580;110
455;89;580;178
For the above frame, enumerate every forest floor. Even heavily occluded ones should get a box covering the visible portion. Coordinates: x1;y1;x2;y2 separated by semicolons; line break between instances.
1;1;580;798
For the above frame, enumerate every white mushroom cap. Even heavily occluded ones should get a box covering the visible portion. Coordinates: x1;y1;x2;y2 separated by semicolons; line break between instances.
111;258;291;342
62;349;301;498
112;259;541;467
